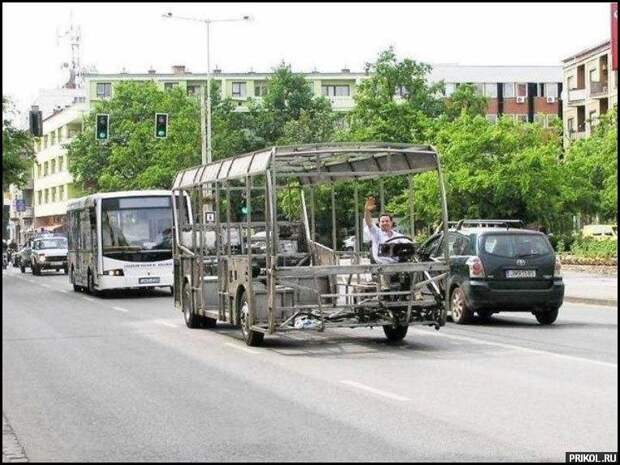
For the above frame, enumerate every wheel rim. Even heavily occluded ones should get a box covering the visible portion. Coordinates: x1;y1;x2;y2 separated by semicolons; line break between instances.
452;290;463;320
240;299;249;339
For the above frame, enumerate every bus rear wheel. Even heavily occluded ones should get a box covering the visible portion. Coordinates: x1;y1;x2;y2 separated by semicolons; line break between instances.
239;292;264;347
183;281;200;329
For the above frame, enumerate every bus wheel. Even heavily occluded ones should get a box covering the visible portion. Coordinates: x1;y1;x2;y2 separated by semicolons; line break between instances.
183;281;200;329
71;268;80;292
383;324;408;342
87;271;99;296
239;292;264;347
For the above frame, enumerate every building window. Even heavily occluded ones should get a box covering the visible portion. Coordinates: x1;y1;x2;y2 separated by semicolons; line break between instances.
51;188;56;203
486;114;498;123
44;161;49;176
50;159;56;174
567;118;574;134
96;82;112;98
186;85;199;96
37;164;42;177
59;185;65;200
444;82;456;97
503;83;515;98
567;76;575;90
43;135;48;149
516;83;527;97
44;189;49;204
321;85;351;97
534;113;546;126
58;156;64;171
58;128;63;143
545;83;558;98
254;82;268;97
484;83;497;98
164;82;178;90
37;191;42;205
232;82;247;98
516;114;528;123
588;110;597;128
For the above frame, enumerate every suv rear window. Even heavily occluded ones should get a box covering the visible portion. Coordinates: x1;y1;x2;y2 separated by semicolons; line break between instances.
482;234;552;258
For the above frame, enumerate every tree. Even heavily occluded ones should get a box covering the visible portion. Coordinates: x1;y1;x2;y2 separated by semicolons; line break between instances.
67;81;201;192
562;107;617;223
247;63;338;145
345;47;445;143
387;114;566;231
2;97;34;190
443;83;488;121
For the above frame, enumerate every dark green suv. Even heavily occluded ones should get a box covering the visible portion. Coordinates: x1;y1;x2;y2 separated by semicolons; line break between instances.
419;220;564;325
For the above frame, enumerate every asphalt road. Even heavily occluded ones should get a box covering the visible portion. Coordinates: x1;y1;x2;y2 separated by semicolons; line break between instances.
2;266;617;462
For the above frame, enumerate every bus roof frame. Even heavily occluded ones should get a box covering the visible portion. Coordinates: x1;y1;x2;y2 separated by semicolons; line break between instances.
172;142;441;190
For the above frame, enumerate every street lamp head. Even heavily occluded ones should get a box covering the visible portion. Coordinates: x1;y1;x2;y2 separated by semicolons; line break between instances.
242;15;253;21
162;12;173;18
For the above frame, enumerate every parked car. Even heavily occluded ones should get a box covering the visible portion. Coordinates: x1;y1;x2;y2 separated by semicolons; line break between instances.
29;236;68;276
581;224;617;240
419;219;564;325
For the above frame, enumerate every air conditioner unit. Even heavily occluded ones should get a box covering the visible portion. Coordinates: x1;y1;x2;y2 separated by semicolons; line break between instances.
546;96;556;103
516;96;526;103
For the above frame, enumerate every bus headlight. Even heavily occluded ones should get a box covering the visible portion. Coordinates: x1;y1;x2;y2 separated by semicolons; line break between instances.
38;255;46;262
103;269;124;276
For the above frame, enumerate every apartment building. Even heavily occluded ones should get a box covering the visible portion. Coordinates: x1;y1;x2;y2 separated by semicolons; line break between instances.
85;64;563;126
562;40;618;144
32;102;87;233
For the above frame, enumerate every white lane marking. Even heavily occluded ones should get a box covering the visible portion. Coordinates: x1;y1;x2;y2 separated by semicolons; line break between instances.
411;328;618;369
59;290;70;294
224;342;260;354
111;306;129;313
155;320;179;328
40;283;52;289
340;380;411;402
82;296;97;303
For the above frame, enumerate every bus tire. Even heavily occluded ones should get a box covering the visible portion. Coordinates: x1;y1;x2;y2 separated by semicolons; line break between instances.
71;268;81;292
87;270;99;296
239;292;264;347
183;280;200;329
383;324;408;342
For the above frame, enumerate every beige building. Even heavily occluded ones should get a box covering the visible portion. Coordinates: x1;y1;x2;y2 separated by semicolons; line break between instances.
32;102;87;233
562;40;618;145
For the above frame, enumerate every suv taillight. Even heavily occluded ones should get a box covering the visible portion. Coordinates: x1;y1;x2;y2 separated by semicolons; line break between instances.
466;256;486;278
554;257;562;277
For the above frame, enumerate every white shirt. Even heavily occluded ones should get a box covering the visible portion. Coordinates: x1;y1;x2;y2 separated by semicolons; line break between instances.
365;223;406;264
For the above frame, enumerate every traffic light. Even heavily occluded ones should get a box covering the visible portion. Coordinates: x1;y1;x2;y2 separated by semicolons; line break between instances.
95;114;109;141
155;113;168;138
29;108;43;137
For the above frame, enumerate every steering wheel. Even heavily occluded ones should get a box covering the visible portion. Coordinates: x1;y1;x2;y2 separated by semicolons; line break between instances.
384;235;414;244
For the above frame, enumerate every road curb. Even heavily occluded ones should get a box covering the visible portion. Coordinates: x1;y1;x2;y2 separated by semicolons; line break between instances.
564;296;617;307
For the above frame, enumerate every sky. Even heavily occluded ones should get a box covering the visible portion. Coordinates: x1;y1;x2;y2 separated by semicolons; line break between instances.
2;2;613;115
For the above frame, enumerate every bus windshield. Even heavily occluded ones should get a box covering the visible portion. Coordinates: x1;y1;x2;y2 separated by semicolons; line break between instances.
101;196;172;262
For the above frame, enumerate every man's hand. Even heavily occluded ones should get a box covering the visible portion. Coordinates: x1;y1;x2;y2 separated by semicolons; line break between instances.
365;196;377;213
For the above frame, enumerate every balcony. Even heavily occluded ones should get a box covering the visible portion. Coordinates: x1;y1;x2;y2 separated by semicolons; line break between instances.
589;81;608;98
567;88;586;104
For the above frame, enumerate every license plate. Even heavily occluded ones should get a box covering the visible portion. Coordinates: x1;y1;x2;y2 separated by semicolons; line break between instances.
139;277;160;284
506;269;536;278
49;262;64;266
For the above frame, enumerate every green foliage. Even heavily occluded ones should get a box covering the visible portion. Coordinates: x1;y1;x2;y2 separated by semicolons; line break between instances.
345;47;444;143
2;97;35;189
444;83;488;121
67;81;202;192
570;237;617;259
562;108;617;222
248;64;337;146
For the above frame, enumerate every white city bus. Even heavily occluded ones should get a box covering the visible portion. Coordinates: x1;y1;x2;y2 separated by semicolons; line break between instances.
66;190;187;295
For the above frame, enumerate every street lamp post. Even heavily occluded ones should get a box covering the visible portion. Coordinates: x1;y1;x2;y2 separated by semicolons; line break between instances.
162;12;252;165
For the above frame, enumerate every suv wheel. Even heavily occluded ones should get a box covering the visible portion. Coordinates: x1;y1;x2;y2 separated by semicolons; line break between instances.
534;307;559;325
451;287;473;324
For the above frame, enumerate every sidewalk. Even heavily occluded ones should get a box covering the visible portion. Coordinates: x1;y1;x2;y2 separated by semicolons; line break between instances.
562;266;617;307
